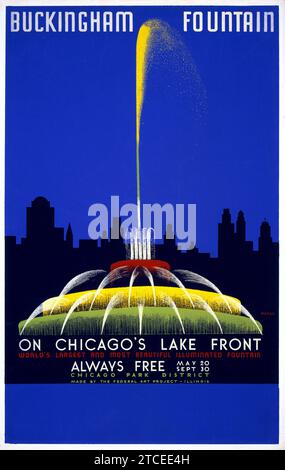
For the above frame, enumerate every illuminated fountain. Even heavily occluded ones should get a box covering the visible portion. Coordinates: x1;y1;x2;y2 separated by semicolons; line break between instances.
19;21;262;337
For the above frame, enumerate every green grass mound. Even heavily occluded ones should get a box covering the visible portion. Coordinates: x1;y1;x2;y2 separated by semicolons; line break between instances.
19;307;262;335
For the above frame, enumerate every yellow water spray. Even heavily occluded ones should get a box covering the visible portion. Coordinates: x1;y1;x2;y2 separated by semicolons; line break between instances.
136;22;152;229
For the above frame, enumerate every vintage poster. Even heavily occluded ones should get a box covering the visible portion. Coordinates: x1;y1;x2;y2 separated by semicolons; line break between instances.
1;0;284;447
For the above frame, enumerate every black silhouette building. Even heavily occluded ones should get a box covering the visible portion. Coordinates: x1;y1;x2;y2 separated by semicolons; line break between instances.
259;220;276;254
236;210;246;244
66;224;73;248
218;208;235;259
24;196;65;248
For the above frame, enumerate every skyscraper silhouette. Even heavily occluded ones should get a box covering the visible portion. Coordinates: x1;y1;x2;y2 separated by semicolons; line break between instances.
236;210;246;244
66;224;73;248
25;196;64;247
259;220;273;253
218;208;235;258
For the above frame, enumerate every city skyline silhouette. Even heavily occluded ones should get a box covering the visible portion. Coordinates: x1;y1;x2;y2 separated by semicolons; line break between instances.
6;195;278;321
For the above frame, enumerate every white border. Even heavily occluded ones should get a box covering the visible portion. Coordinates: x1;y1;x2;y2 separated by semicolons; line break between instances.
0;0;284;451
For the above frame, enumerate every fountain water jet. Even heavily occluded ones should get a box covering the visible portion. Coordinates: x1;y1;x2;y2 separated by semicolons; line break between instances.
174;269;232;314
141;267;157;306
20;303;44;335
61;292;94;335
175;270;260;333
162;294;185;334
191;293;223;334
128;266;140;307
50;269;106;315
231;299;262;334
154;267;195;308
138;300;145;335
101;293;123;334
89;266;128;311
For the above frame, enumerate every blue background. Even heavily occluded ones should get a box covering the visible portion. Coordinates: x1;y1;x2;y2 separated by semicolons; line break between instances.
6;384;279;443
5;6;279;253
5;6;279;444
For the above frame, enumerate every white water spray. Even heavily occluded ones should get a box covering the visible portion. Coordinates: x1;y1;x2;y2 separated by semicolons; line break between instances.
50;269;106;315
141;267;157;306
162;294;185;334
89;266;128;311
101;293;123;334
60;292;93;335
155;267;195;308
174;269;232;314
20;303;43;335
128;266;140;307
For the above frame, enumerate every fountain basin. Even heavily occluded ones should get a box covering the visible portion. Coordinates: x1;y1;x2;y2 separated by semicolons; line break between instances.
18;307;262;336
110;259;170;272
41;286;241;316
